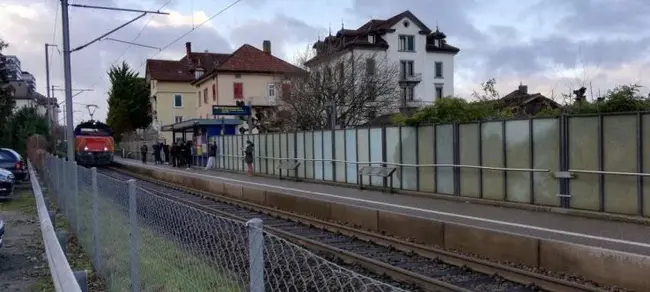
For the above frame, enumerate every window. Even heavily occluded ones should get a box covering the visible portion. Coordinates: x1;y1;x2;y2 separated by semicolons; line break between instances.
402;86;414;101
338;62;344;80
400;60;414;78
435;62;443;78
203;88;208;104
435;84;444;99
281;83;291;99
368;34;375;44
212;84;216;101
198;91;201;106
233;82;243;99
174;94;183;107
175;116;183;123
268;83;276;97
398;35;415;52
235;74;242;79
365;58;375;75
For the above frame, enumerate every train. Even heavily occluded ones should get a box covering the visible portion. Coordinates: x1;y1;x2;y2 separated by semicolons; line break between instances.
74;120;115;167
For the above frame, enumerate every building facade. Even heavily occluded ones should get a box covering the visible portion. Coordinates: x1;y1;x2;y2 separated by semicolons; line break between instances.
4;55;22;81
304;10;460;108
145;42;228;143
192;41;304;135
21;71;36;91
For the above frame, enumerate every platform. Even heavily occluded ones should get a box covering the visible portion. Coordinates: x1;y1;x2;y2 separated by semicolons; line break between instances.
114;158;650;256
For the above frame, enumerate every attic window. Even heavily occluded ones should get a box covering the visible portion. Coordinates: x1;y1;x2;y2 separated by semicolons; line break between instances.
368;34;375;44
403;20;409;28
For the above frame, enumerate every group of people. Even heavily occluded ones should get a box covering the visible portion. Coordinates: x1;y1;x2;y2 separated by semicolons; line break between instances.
139;140;195;169
138;139;255;176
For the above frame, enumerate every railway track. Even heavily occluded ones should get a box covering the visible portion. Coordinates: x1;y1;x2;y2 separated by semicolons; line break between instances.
100;167;606;292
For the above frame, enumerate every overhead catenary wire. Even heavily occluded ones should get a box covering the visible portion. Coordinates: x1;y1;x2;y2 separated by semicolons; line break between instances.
134;0;244;72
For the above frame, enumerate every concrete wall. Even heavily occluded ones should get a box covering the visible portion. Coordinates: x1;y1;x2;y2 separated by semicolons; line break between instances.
215;113;650;217
117;161;650;291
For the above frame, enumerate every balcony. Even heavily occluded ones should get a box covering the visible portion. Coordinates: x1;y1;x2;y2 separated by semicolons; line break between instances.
247;96;278;107
401;99;433;109
398;73;422;84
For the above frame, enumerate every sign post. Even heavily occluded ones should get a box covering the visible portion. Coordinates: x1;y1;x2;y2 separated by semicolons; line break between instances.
212;105;252;136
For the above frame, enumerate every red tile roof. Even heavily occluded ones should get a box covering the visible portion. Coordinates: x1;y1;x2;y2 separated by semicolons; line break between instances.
192;44;306;85
148;44;305;85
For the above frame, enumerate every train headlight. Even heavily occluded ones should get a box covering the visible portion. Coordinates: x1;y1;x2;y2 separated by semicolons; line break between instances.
103;146;108;151
84;146;89;151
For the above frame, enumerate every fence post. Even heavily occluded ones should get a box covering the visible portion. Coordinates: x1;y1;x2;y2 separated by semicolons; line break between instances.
91;167;100;272
72;161;79;235
127;179;140;292
246;218;264;292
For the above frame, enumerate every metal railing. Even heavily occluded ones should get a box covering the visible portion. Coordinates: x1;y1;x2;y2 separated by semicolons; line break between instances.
28;161;85;292
40;154;404;292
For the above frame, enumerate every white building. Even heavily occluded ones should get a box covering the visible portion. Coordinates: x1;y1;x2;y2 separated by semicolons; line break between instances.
304;10;460;108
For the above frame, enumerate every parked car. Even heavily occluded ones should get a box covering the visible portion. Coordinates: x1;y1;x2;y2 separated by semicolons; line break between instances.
0;168;15;199
0;217;4;248
0;148;28;182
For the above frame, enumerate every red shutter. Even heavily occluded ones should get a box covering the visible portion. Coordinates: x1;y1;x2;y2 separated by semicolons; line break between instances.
212;84;216;101
234;82;243;99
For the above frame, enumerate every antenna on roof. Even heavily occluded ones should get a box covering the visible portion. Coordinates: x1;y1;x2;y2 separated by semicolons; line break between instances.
341;18;344;30
328;23;332;36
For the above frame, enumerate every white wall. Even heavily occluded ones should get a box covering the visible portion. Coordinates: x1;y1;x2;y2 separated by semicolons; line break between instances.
384;16;455;103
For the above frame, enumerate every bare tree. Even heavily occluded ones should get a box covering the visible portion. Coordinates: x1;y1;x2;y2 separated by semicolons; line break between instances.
274;48;400;130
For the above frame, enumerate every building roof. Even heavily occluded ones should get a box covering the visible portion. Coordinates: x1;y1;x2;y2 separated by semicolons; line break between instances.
305;10;460;66
160;118;242;131
146;52;230;82
147;43;305;85
192;44;306;85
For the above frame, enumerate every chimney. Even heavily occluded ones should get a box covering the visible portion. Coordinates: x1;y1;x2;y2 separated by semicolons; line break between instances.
185;42;192;57
518;84;528;95
262;40;271;54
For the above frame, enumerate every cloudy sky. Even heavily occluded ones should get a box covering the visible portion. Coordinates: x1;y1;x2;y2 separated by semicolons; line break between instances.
1;0;649;123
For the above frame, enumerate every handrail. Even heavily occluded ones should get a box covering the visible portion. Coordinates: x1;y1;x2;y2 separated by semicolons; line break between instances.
28;161;82;292
568;169;650;177
214;154;550;173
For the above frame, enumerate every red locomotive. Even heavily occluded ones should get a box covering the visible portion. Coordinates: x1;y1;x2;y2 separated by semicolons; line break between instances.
74;120;114;166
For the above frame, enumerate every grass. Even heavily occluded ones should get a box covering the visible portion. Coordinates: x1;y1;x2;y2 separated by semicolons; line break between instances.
69;190;243;292
0;184;38;214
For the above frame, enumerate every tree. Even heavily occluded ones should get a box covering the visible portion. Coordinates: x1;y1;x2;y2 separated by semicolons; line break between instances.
106;61;152;142
6;107;49;155
273;48;400;130
0;38;15;146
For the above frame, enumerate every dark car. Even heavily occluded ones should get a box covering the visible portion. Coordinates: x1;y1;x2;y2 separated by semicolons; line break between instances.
0;217;4;248
0;168;15;199
0;148;28;182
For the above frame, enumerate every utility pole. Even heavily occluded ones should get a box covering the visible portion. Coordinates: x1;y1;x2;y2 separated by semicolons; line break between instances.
59;0;168;162
45;43;57;133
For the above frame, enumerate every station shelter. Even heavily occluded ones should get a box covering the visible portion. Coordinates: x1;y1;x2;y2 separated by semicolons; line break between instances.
161;118;242;155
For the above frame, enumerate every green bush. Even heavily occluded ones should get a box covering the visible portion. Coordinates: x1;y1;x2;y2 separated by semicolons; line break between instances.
396;84;650;126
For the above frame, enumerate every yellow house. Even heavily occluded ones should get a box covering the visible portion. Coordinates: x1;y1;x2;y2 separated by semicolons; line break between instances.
191;41;305;134
145;42;228;143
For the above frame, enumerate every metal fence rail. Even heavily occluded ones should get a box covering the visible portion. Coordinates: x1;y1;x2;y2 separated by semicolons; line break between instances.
28;161;84;292
41;154;402;292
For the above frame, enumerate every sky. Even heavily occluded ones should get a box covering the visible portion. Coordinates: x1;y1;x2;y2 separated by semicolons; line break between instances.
1;0;649;124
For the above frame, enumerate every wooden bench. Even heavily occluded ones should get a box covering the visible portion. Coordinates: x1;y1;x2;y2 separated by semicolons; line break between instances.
358;166;397;193
276;160;302;180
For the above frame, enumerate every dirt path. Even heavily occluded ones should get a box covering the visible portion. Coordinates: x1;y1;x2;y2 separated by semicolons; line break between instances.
0;186;51;292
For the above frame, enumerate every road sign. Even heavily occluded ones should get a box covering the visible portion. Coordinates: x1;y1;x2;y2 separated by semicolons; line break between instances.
212;105;251;116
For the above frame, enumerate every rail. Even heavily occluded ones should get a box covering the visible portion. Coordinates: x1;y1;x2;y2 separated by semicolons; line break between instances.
28;161;83;292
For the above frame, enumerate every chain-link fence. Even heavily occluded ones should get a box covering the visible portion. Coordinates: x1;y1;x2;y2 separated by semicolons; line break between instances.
39;154;404;292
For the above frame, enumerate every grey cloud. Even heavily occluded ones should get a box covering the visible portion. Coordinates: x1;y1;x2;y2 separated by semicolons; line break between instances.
532;0;650;34
228;14;323;59
2;1;230;122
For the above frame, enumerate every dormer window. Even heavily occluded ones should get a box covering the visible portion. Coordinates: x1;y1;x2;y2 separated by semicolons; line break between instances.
195;68;204;79
368;34;375;44
434;39;441;47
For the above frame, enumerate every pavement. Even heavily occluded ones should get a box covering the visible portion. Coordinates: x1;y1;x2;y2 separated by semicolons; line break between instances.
115;158;650;256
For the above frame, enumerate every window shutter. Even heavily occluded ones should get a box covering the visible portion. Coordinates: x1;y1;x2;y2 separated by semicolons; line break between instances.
234;83;243;99
212;84;216;101
281;83;290;99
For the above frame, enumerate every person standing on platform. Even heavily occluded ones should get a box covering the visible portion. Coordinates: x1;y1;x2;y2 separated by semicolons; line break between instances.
184;141;193;170
205;141;216;170
153;142;162;164
140;142;148;164
243;140;254;176
170;142;178;167
162;141;170;164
